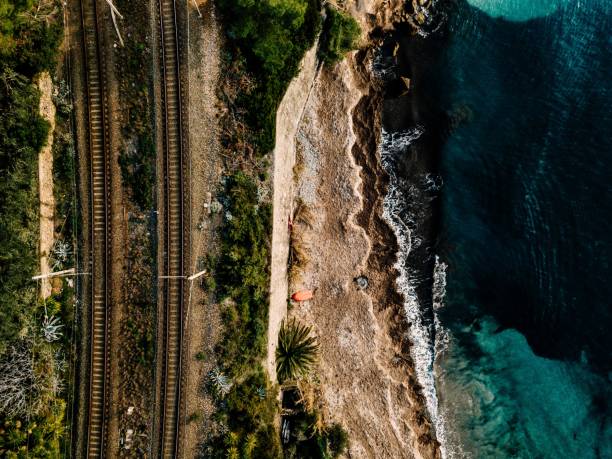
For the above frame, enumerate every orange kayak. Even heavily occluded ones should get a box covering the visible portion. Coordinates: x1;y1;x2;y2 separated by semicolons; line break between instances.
291;290;313;302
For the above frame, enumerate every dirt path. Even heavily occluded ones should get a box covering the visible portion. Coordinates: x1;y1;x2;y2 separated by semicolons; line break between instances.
182;1;223;456
266;45;319;381
37;72;56;299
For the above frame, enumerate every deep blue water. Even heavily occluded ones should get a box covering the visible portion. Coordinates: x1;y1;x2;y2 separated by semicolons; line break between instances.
430;0;612;456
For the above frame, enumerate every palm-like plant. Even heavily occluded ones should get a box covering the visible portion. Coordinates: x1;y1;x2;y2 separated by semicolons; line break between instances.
276;318;319;382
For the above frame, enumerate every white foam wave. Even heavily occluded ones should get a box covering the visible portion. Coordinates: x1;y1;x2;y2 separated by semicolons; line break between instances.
371;47;397;82
432;260;451;363
409;0;447;37
379;128;453;458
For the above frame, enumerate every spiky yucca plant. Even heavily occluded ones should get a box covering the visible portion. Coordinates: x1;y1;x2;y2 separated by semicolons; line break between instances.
276;318;319;382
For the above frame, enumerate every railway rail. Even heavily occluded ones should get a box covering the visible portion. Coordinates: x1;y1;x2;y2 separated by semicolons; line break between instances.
80;0;112;456
78;0;187;455
155;0;188;456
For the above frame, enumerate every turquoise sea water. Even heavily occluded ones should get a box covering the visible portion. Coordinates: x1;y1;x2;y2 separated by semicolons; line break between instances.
431;0;612;457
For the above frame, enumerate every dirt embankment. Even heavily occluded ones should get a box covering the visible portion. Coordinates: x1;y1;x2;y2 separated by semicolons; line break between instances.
37;72;56;298
267;43;320;382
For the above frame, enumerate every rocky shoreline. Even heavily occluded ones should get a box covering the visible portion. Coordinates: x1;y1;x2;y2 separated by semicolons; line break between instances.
275;41;440;459
265;1;449;457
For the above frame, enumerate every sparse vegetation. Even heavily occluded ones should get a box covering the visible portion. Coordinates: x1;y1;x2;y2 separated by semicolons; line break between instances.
288;199;313;284
111;0;157;448
118;133;155;210
114;0;155;210
276;318;319;383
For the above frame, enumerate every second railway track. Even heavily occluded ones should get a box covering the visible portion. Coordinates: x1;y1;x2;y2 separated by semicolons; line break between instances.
155;0;189;456
81;0;112;455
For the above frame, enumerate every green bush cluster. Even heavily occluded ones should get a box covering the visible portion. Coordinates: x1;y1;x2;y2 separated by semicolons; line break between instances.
216;0;321;152
284;411;348;459
202;172;282;456
0;399;66;458
0;0;62;75
318;5;360;66
0;2;67;457
0;75;46;351
0;0;61;354
209;369;282;459
215;171;272;377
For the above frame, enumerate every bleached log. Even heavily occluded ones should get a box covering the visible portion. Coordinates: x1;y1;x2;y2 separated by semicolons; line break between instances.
32;267;76;280
105;0;123;19
105;0;124;47
192;0;202;18
110;10;124;47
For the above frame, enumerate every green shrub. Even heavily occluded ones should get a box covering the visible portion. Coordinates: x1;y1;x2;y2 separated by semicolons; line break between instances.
208;367;282;459
276;318;319;382
216;0;321;152
118;132;155;210
0;0;63;354
0;0;62;76
215;172;271;377
187;411;202;424
0;71;48;353
283;411;348;459
0;399;66;458
0;3;68;457
326;423;349;458
318;6;360;66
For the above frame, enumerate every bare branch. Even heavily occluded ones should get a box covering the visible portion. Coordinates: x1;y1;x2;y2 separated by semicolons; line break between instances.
0;342;38;417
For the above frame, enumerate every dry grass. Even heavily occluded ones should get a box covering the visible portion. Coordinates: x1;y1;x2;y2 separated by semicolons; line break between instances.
288;233;309;285
288;198;316;285
295;378;317;412
292;161;305;183
293;198;315;228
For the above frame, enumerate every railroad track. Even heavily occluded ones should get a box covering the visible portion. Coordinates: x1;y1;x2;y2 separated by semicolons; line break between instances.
156;0;188;456
80;0;112;456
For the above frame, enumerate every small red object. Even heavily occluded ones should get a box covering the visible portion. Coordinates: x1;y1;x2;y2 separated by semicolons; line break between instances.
291;290;313;302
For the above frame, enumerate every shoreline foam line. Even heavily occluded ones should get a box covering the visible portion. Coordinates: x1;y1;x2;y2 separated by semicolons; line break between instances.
379;127;452;458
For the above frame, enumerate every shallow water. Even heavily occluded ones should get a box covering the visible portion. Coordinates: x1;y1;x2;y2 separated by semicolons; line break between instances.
382;0;612;456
